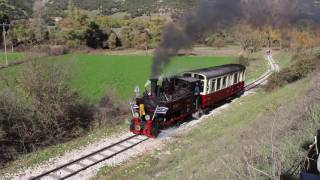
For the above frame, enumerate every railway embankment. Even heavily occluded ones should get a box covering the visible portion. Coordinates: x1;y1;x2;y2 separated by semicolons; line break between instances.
93;54;320;179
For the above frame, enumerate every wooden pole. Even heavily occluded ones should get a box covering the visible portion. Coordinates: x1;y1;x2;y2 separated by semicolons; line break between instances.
2;23;8;66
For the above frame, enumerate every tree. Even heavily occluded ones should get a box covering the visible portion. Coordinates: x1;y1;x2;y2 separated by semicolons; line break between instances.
294;31;315;53
85;22;108;49
120;26;133;48
0;0;28;20
30;0;48;42
132;28;151;49
0;13;10;43
148;17;165;48
107;32;119;49
58;5;89;48
206;32;226;48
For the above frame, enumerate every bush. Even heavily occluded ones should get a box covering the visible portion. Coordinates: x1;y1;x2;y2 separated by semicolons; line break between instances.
264;56;319;91
94;90;130;127
49;45;68;56
0;60;94;166
235;55;250;66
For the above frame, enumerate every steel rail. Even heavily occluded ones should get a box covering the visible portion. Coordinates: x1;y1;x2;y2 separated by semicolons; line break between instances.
244;54;277;91
30;134;148;180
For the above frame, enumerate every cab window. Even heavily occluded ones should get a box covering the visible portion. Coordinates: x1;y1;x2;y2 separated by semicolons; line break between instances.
222;76;227;88
234;73;238;84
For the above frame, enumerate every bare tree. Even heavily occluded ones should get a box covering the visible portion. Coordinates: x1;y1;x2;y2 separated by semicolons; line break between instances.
30;0;48;42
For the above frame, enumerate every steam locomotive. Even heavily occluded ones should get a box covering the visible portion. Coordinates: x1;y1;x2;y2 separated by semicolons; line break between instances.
130;64;246;138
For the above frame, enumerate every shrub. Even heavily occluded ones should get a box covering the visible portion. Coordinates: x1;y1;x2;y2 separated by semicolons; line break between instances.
235;55;250;66
49;45;68;56
0;59;130;166
264;56;319;91
0;60;94;166
94;89;130;127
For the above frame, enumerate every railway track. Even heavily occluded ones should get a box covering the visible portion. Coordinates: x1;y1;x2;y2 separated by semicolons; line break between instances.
245;54;278;91
30;135;149;180
29;54;278;180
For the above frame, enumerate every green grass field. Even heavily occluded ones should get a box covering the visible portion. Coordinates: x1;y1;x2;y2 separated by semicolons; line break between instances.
0;52;24;65
69;55;234;101
0;54;234;102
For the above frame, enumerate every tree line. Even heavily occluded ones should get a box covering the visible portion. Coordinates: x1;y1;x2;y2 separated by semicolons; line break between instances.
1;2;166;51
1;0;320;55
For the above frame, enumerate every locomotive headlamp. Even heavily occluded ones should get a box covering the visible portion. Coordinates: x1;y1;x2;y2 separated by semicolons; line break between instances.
145;115;151;121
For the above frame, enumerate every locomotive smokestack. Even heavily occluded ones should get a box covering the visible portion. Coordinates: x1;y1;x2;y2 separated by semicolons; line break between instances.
150;78;158;97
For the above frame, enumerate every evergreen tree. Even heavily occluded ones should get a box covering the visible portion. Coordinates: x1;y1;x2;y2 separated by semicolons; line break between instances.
85;22;107;49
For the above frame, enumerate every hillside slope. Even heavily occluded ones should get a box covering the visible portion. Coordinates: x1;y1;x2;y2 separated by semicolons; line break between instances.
1;0;199;18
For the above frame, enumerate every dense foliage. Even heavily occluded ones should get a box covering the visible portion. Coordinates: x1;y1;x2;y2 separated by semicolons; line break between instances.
4;0;199;18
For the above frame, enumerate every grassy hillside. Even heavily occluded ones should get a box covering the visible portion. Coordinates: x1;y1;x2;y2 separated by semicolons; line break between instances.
5;0;199;18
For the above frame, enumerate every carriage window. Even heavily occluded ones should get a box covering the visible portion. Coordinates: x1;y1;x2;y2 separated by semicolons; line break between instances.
239;72;243;82
222;76;227;88
216;78;221;90
183;73;191;77
229;75;233;86
211;80;216;92
234;73;238;84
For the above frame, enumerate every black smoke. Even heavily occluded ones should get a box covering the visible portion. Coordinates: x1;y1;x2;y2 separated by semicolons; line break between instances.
151;0;320;78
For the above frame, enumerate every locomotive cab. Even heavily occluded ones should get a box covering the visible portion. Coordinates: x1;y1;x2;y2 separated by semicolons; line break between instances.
130;76;201;138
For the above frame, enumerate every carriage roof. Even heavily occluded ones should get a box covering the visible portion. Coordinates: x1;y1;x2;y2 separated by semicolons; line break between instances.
176;76;200;83
185;64;246;79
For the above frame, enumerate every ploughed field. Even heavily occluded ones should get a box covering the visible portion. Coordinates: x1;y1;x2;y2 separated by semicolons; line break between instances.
0;53;233;102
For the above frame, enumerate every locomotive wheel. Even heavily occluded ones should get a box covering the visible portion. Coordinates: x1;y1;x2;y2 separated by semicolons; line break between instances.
151;121;159;137
130;120;135;131
236;90;245;97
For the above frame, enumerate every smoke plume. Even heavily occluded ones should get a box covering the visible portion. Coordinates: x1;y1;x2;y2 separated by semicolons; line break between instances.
151;0;320;78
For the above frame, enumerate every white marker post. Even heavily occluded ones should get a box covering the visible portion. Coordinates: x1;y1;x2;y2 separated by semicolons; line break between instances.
129;102;135;117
